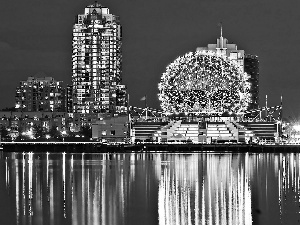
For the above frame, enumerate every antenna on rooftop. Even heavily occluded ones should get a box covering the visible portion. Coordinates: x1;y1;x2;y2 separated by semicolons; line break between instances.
218;22;223;48
218;22;223;37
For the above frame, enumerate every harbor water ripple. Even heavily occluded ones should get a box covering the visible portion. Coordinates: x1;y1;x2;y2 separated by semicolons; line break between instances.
0;150;300;225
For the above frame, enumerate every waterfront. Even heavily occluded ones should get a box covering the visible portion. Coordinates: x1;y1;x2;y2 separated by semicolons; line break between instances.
1;151;300;225
3;142;300;153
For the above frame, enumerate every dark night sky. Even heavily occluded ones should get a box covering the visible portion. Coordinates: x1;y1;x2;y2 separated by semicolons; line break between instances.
0;0;299;118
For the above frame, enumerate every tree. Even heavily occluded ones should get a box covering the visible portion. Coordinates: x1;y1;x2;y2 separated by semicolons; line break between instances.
79;125;92;140
0;126;10;141
15;127;30;142
48;126;61;139
32;124;45;139
221;111;230;117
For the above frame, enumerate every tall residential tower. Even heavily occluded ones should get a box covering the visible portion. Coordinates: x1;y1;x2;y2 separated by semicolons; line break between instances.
72;2;125;115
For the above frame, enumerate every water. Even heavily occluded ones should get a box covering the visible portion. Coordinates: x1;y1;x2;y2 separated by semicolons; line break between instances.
0;151;300;225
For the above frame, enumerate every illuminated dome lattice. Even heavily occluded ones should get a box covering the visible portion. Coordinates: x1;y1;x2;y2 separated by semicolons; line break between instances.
158;51;251;114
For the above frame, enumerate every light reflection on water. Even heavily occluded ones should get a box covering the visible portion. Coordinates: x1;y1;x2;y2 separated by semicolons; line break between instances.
1;152;300;225
158;154;252;225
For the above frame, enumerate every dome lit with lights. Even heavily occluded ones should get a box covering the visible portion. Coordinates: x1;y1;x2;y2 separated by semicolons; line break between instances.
158;50;251;114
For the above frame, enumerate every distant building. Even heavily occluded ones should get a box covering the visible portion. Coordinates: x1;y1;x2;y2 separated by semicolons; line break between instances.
92;115;128;142
196;25;259;110
244;54;259;110
116;85;128;114
72;2;126;115
15;76;65;112
66;84;73;113
196;26;245;71
0;111;71;139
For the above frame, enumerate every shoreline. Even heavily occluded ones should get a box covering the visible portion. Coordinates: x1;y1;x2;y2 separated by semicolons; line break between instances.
1;142;300;153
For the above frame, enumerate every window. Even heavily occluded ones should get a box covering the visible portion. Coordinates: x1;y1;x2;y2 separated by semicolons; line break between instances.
110;130;115;136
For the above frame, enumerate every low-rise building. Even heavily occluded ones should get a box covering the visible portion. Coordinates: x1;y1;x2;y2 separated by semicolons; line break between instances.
0;111;72;139
15;76;65;112
92;115;129;142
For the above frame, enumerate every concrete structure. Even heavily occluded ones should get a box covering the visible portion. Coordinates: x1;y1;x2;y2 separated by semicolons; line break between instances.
130;119;277;144
92;115;128;142
72;2;126;115
15;76;65;112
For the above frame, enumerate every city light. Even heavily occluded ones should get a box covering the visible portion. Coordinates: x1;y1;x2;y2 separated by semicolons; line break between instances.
293;124;300;132
158;50;251;114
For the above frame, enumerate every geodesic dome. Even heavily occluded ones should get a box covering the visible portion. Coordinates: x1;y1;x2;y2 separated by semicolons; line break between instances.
158;51;251;114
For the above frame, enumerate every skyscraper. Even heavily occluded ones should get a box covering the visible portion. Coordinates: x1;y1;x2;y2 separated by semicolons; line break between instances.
72;2;124;115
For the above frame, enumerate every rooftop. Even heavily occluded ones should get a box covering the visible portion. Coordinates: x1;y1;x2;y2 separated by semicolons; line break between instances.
86;1;102;8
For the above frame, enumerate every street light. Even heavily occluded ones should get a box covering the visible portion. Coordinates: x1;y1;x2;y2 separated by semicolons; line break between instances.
61;130;67;142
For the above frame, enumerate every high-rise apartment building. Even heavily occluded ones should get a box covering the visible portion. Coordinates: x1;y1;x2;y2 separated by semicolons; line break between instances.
72;2;125;115
15;76;65;112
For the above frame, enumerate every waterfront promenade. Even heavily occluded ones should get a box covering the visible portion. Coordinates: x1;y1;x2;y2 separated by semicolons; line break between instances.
2;142;300;153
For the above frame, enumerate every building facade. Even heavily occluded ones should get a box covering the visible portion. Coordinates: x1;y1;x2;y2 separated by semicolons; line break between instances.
92;115;128;142
0;111;71;139
116;84;128;114
66;84;73;113
72;2;125;115
15;77;65;112
196;28;245;71
244;54;259;110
